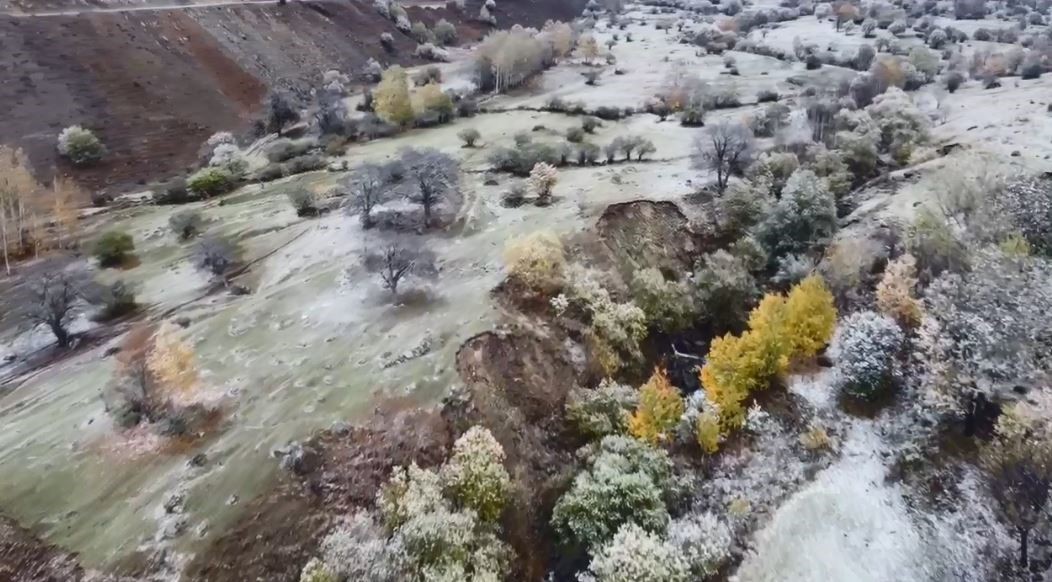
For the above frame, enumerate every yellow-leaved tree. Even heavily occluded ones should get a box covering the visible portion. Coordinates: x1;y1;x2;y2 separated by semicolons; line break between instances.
503;231;566;294
629;367;684;445
147;322;200;403
875;254;922;328
783;275;837;358
374;66;415;127
415;82;454;119
700;276;836;430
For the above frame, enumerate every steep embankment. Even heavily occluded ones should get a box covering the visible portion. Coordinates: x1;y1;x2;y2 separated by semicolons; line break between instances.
0;0;586;195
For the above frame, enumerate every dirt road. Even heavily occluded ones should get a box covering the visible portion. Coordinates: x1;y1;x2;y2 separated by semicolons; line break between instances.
4;0;281;17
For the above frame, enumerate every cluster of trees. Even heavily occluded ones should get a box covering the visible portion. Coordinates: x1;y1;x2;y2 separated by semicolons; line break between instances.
300;426;514;581
474;22;576;93
488;129;656;177
0;146;86;274
102;321;213;436
341;148;458;298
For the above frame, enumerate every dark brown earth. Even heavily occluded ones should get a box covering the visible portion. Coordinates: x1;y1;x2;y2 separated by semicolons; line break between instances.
0;516;84;582
596;199;710;279
451;326;584;579
0;0;587;196
183;404;452;582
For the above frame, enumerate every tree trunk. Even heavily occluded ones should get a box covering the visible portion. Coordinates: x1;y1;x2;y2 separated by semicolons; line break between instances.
1019;527;1029;570
0;209;10;276
50;322;70;349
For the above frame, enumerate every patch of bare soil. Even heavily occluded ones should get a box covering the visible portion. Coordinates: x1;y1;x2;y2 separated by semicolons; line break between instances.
596;199;711;279
184;405;451;582
450;327;583;579
0;0;588;197
0;515;84;582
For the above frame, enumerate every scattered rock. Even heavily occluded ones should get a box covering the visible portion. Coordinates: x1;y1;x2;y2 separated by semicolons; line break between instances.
272;441;319;475
187;453;208;468
174;316;191;328
162;489;186;514
381;330;434;369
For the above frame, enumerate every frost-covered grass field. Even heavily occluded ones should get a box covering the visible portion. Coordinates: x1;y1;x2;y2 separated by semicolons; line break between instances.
2;0;1051;577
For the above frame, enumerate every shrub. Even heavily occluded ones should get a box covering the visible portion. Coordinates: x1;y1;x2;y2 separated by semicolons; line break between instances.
566;127;586;143
93;280;138;321
749;103;791;138
458;128;481;147
799;423;831;450
315;511;393;580
415;83;454;122
379;32;395;52
440;426;511;523
693;249;758;331
503;231;565;293
193;235;239;284
908;47;939;82
629;368;685;445
694;407;721;453
284;155;327;175
527;162;558;205
377;462;513;580
906;209;969;283
299;558;336;582
187;167;238;198
153;178;192;205
829;310;903;400
564;267;648;374
566;380;639;439
374;66;414;126
756;169;837;260
57;125;106;166
944;70;964;93
875;254;922;327
855;44;876;71
169;210;204;241
434;19;457;45
576;142;601;165
630;268;695;332
266;138;316;163
287;190;320;217
255;163;285;183
93;231;135;268
995;178;1052;255
746;151;797;197
666;512;733;578
756;89;780;103
411;21;433;44
783;275;837;358
551;436;672;551
488;142;560;175
583;523;689;582
680;105;705;127
921;251;1052;421
582;117;602;133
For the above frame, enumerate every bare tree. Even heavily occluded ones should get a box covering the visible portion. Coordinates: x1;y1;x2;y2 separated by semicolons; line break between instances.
26;270;80;348
193;235;239;286
402;148;459;228
692;121;755;193
346;163;387;228
362;238;437;296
